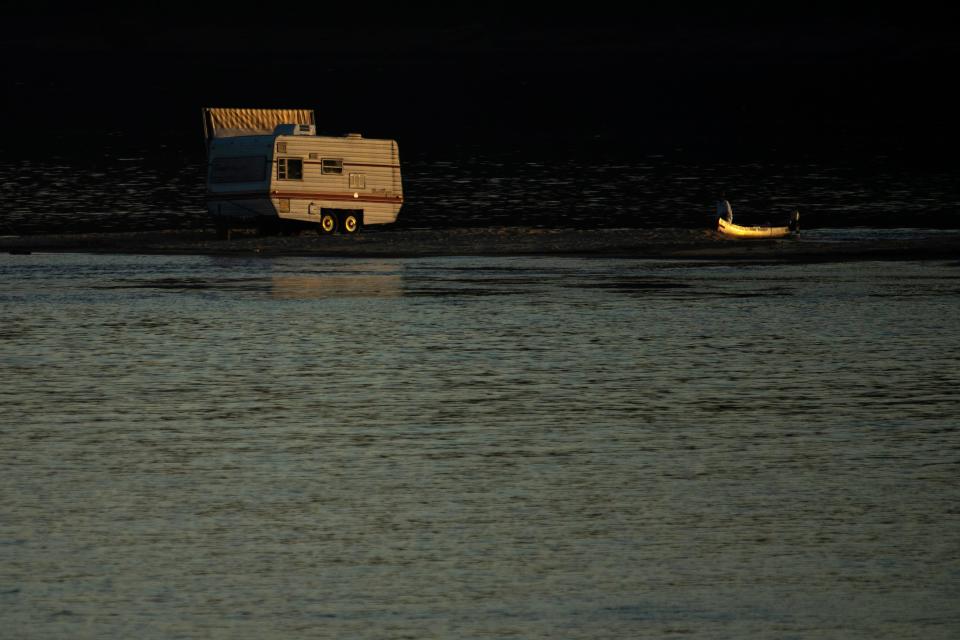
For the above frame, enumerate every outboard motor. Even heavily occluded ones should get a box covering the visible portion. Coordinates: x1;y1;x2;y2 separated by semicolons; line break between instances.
789;210;801;233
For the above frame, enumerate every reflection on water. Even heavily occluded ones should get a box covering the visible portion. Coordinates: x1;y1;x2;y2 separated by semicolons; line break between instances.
78;260;404;300
271;263;402;300
2;152;959;234
270;274;401;300
1;254;959;638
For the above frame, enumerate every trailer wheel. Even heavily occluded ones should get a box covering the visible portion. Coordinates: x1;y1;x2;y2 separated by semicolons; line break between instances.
342;213;360;234
318;212;338;235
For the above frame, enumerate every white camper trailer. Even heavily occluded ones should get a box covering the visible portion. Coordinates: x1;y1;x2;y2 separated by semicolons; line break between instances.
203;107;403;234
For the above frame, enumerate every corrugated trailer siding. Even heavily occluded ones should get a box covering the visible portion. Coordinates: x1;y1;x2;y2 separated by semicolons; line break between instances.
206;136;273;195
270;136;402;225
392;140;402;204
206;135;276;219
208;199;276;219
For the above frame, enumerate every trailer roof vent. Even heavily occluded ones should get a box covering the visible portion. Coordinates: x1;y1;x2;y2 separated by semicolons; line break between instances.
345;133;363;139
274;123;316;136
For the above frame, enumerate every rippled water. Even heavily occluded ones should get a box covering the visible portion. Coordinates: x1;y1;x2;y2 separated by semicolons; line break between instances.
2;152;959;234
2;253;959;638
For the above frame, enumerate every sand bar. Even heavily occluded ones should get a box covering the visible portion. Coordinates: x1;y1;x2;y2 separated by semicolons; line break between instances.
3;227;960;262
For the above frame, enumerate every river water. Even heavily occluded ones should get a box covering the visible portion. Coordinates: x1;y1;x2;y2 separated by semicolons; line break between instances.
2;253;958;638
2;152;959;234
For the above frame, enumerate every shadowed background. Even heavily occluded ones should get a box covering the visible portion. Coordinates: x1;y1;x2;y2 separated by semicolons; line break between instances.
2;2;957;231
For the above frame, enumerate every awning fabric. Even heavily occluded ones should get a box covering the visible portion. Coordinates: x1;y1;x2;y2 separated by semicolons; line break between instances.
203;108;315;140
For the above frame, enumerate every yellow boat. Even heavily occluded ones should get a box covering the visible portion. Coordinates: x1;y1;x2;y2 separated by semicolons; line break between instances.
715;200;800;238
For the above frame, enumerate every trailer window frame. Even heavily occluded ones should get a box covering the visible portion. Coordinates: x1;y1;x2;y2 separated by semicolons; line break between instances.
321;158;343;175
277;157;304;181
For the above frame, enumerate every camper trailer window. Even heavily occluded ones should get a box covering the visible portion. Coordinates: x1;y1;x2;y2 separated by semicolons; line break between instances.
321;158;343;175
210;156;267;183
277;158;303;180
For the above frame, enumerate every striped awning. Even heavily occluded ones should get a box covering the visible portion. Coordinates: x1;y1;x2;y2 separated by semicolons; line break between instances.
203;107;315;141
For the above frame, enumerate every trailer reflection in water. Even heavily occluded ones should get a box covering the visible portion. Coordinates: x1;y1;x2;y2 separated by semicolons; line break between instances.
269;261;402;300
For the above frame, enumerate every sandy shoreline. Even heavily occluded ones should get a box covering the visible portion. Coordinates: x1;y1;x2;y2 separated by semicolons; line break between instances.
3;227;960;262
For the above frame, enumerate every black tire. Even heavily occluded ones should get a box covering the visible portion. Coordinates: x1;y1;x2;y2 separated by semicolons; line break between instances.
318;212;338;235
342;212;361;234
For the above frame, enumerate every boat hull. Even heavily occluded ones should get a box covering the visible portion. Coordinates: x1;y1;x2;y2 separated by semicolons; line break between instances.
717;217;796;238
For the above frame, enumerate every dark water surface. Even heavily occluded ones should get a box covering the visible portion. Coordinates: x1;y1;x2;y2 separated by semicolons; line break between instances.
2;254;958;638
2;151;959;235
